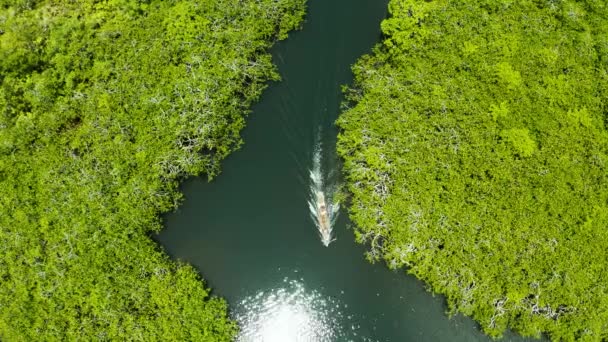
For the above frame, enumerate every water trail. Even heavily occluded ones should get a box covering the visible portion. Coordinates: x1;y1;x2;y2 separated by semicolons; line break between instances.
308;131;339;247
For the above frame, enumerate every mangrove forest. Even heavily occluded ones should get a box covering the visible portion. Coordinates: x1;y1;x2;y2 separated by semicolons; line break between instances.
0;0;304;340
338;0;608;340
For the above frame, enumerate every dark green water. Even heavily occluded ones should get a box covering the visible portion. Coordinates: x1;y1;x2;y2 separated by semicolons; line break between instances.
158;1;533;341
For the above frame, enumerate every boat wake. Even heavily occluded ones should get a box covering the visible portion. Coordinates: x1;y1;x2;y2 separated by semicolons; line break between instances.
308;138;339;247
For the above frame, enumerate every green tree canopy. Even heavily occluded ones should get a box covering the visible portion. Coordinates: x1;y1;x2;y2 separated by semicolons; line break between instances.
0;0;305;340
338;0;608;340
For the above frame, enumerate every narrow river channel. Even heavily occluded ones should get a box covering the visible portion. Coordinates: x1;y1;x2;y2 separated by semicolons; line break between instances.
157;0;534;341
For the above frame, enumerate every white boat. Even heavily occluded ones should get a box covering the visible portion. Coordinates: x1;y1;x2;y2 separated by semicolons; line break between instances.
315;191;332;246
308;138;338;247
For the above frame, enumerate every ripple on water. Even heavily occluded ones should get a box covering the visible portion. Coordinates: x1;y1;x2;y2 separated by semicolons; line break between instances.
234;278;375;342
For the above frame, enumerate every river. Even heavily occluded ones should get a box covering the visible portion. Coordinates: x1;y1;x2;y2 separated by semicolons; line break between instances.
157;0;533;341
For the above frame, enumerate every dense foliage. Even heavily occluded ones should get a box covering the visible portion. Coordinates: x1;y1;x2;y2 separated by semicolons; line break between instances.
0;0;304;340
338;0;608;340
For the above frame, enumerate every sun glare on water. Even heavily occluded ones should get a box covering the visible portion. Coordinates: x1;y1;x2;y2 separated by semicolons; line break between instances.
235;279;344;342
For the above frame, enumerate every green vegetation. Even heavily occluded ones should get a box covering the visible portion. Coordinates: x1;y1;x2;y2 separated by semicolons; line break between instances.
0;0;304;340
338;0;608;340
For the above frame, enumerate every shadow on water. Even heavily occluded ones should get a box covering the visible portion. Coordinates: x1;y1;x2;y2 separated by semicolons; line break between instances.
157;0;538;341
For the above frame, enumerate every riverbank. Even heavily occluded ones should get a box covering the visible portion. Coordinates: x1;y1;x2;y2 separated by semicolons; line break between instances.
338;0;608;340
0;1;304;339
158;0;529;340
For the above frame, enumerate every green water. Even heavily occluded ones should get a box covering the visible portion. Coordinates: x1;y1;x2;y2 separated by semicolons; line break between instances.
158;1;534;341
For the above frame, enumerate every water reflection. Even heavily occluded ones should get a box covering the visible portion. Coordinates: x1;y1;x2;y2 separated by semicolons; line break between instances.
235;278;369;342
